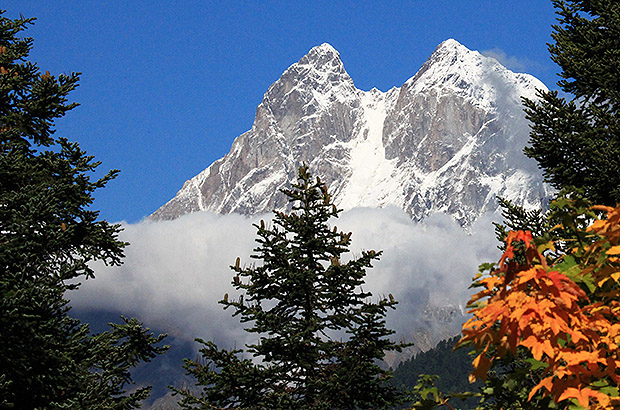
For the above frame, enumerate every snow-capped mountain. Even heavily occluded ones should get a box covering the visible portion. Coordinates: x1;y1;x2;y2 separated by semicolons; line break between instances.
151;39;551;225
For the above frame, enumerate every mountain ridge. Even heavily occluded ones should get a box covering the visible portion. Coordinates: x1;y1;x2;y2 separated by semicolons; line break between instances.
150;40;551;225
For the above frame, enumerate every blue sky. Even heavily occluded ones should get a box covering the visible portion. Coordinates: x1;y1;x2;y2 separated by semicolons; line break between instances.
5;1;559;223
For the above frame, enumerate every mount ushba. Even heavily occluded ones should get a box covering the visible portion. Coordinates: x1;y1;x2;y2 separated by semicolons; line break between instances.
151;39;550;225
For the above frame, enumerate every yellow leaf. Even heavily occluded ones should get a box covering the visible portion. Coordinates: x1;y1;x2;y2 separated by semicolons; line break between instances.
607;245;620;255
537;240;556;254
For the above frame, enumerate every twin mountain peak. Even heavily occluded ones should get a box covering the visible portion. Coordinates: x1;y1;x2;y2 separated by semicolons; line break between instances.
150;39;551;226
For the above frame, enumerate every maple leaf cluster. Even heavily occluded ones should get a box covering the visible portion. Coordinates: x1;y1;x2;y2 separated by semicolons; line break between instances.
459;203;620;409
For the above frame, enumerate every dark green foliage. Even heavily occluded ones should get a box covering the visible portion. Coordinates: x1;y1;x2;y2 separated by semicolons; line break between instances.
406;374;481;410
392;337;476;398
391;337;480;410
493;192;594;253
492;197;548;250
523;0;620;206
0;12;167;408
475;350;560;410
175;166;408;409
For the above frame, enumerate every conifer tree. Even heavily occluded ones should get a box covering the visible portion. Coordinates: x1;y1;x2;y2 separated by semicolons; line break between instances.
523;0;620;206
0;12;167;408
176;166;407;410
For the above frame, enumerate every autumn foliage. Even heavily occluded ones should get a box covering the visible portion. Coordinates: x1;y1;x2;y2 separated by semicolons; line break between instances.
459;202;620;409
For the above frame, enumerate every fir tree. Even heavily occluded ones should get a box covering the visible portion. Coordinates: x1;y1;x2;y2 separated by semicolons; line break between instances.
495;0;620;237
176;166;408;410
0;12;167;408
523;0;620;206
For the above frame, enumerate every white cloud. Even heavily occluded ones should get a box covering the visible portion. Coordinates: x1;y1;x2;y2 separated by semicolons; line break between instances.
70;207;501;351
481;48;539;73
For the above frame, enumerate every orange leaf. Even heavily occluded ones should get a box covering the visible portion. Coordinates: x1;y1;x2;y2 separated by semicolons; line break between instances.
558;387;588;407
558;387;610;408
607;245;620;255
591;205;615;213
529;376;553;400
470;343;492;382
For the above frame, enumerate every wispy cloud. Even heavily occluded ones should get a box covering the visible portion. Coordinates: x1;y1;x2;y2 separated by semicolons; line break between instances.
482;48;543;73
71;207;501;351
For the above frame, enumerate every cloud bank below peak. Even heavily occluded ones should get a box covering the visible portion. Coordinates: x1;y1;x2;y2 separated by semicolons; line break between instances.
71;206;501;351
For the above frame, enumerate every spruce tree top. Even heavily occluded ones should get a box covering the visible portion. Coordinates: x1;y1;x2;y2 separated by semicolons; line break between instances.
0;12;124;284
523;0;620;206
549;0;620;109
176;165;407;410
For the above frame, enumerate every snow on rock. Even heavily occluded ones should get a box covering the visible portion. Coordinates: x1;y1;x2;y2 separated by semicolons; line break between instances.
150;40;552;226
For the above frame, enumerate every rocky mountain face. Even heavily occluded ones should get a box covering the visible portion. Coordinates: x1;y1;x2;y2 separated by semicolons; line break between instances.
150;39;550;226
